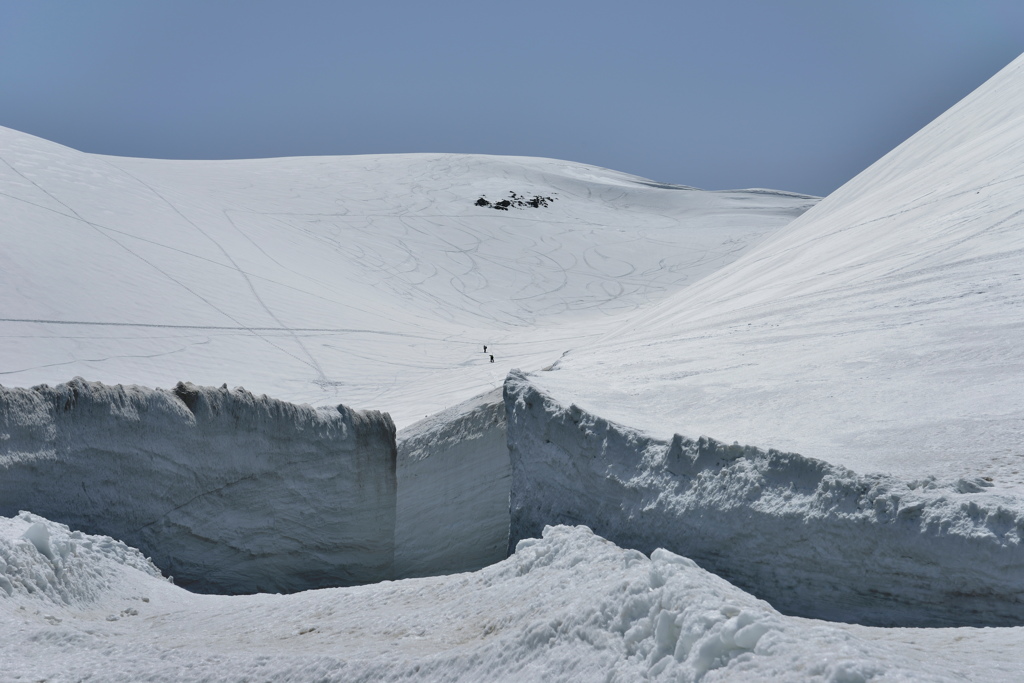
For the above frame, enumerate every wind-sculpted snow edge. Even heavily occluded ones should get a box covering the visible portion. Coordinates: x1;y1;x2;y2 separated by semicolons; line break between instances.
0;377;397;594
505;369;1024;627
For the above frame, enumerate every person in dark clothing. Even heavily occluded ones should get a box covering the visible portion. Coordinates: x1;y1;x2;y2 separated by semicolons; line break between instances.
483;345;487;353
489;355;494;363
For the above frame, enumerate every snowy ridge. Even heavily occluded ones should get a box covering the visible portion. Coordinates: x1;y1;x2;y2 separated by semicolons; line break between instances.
0;517;976;682
0;378;396;593
506;371;1024;627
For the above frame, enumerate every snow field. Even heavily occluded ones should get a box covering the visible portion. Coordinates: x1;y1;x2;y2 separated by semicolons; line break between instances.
0;125;816;427
3;47;1024;680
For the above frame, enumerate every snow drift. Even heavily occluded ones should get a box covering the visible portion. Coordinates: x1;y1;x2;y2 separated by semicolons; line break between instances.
3;513;988;682
395;388;510;578
506;371;1024;627
0;511;166;606
0;378;396;594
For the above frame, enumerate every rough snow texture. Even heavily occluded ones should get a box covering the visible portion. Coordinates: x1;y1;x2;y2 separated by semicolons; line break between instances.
395;388;510;579
0;378;396;594
506;371;1024;627
6;516;1001;682
0;511;166;606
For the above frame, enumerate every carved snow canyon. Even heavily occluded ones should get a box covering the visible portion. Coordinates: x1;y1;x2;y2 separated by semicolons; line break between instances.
3;53;1024;681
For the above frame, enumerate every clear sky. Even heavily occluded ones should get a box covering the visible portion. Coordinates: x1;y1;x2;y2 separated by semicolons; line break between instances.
2;1;1022;197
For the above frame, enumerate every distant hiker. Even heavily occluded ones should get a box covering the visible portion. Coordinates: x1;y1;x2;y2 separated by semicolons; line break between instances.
483;345;488;353
490;354;494;363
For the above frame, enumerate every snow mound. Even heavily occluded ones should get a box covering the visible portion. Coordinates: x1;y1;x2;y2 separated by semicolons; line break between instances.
506;371;1024;627
0;512;165;606
0;517;967;682
0;377;396;594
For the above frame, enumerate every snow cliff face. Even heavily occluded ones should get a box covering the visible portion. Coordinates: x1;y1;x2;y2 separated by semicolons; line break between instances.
0;378;396;594
395;388;509;579
505;371;1024;627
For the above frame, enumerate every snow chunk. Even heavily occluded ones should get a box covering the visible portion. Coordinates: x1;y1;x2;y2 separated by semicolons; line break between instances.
21;522;54;561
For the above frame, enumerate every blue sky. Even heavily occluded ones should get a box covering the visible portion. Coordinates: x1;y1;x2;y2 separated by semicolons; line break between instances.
2;1;1022;196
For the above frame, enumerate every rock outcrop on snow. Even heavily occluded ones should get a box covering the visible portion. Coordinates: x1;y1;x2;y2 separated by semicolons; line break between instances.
0;378;397;594
505;370;1024;627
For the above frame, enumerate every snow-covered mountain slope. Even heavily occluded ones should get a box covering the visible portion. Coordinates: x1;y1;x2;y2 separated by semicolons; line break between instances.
0;127;815;427
0;378;396;594
531;53;1024;485
7;514;1021;682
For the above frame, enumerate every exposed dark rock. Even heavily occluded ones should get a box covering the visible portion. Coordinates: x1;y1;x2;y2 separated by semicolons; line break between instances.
474;192;557;210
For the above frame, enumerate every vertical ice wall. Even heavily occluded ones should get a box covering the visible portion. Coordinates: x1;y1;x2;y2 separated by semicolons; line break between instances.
505;370;1024;627
0;378;397;594
394;388;510;579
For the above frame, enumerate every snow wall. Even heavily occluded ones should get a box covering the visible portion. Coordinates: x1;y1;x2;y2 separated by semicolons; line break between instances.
0;378;397;594
505;370;1024;627
395;388;509;579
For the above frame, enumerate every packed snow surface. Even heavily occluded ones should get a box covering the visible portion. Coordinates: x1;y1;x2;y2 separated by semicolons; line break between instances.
5;514;1023;682
532;52;1024;485
0;127;814;427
